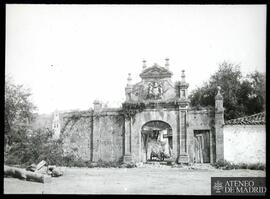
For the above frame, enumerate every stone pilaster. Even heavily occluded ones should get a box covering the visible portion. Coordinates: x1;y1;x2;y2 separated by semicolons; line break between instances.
180;110;187;153
176;70;190;164
209;129;214;164
178;105;189;163
90;110;94;162
215;86;224;162
92;111;100;162
92;101;103;162
123;117;133;163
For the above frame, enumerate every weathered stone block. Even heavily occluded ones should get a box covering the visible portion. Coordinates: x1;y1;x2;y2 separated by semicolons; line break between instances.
123;155;133;163
178;154;189;163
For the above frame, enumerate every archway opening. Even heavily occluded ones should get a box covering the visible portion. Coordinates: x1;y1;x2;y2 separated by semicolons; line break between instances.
141;120;173;162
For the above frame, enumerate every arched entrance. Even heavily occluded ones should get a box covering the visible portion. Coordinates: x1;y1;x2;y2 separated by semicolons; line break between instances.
141;121;173;162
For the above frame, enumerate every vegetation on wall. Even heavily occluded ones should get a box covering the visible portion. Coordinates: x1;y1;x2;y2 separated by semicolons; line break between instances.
121;100;182;120
121;102;146;119
61;112;83;134
189;61;266;120
212;160;265;171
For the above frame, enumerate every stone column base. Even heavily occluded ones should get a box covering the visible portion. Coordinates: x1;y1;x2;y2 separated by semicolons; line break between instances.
123;155;133;163
177;154;189;164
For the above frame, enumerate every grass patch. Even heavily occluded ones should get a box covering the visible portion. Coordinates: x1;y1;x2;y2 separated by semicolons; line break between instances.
211;160;265;170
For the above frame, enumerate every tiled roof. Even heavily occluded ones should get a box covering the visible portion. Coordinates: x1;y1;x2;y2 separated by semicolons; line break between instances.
225;112;265;125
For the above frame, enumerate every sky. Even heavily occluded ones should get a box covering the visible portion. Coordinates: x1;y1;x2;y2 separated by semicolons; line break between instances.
6;5;266;114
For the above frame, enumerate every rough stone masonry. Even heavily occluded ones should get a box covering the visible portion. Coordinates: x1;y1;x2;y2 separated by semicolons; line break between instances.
54;59;225;164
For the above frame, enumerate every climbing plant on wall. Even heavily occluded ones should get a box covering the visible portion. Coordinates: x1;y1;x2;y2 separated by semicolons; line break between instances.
121;102;146;119
61;111;93;134
121;100;182;121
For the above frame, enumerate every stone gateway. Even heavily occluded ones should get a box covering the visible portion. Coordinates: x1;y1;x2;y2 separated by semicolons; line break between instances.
57;59;225;164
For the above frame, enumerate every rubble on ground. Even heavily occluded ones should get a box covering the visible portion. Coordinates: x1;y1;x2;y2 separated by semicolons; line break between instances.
5;160;63;183
26;160;64;177
133;161;217;169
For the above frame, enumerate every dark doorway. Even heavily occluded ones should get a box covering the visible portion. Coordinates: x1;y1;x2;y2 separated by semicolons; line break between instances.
141;121;172;162
194;130;210;163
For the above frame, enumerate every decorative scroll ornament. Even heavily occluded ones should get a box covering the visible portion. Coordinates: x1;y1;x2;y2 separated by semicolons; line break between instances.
146;81;163;100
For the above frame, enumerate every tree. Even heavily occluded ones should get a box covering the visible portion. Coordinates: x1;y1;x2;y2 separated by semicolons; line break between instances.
5;76;36;148
5;77;65;166
242;71;266;115
5;126;65;166
189;62;266;120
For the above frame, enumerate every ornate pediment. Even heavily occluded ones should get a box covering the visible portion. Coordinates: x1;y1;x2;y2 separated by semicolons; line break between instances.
131;79;175;101
139;64;173;79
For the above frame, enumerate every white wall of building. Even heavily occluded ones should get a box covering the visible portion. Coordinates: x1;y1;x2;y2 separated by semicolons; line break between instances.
223;125;266;164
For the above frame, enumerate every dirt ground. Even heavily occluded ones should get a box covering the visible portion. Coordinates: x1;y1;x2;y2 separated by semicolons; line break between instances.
4;165;266;195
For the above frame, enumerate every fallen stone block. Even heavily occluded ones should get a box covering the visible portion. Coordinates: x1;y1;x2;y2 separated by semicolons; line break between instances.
35;166;48;175
26;164;37;172
4;166;26;180
51;168;63;177
135;162;143;167
48;165;57;171
35;160;47;171
4;165;51;183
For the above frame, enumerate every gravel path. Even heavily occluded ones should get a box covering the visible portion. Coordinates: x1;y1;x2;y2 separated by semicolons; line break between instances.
4;166;265;195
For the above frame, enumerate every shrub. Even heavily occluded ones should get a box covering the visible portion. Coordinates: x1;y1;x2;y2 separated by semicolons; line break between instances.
239;163;248;169
4;126;134;169
94;159;123;168
211;160;265;170
256;163;266;170
247;163;265;170
4;119;136;168
126;163;136;168
211;159;231;168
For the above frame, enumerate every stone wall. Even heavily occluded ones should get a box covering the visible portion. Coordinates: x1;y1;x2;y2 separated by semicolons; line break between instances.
60;109;124;162
59;107;219;164
223;125;266;164
92;110;124;162
60;112;92;160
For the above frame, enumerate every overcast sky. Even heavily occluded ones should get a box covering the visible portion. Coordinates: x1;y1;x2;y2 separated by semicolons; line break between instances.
6;5;266;114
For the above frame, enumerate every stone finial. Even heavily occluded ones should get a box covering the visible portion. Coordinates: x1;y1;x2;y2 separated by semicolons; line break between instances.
165;58;169;69
93;100;102;111
93;99;99;103
142;60;147;69
127;73;132;85
217;86;221;94
215;86;223;100
181;70;186;82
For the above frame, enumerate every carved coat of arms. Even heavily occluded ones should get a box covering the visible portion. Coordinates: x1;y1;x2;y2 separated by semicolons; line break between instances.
146;81;163;100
